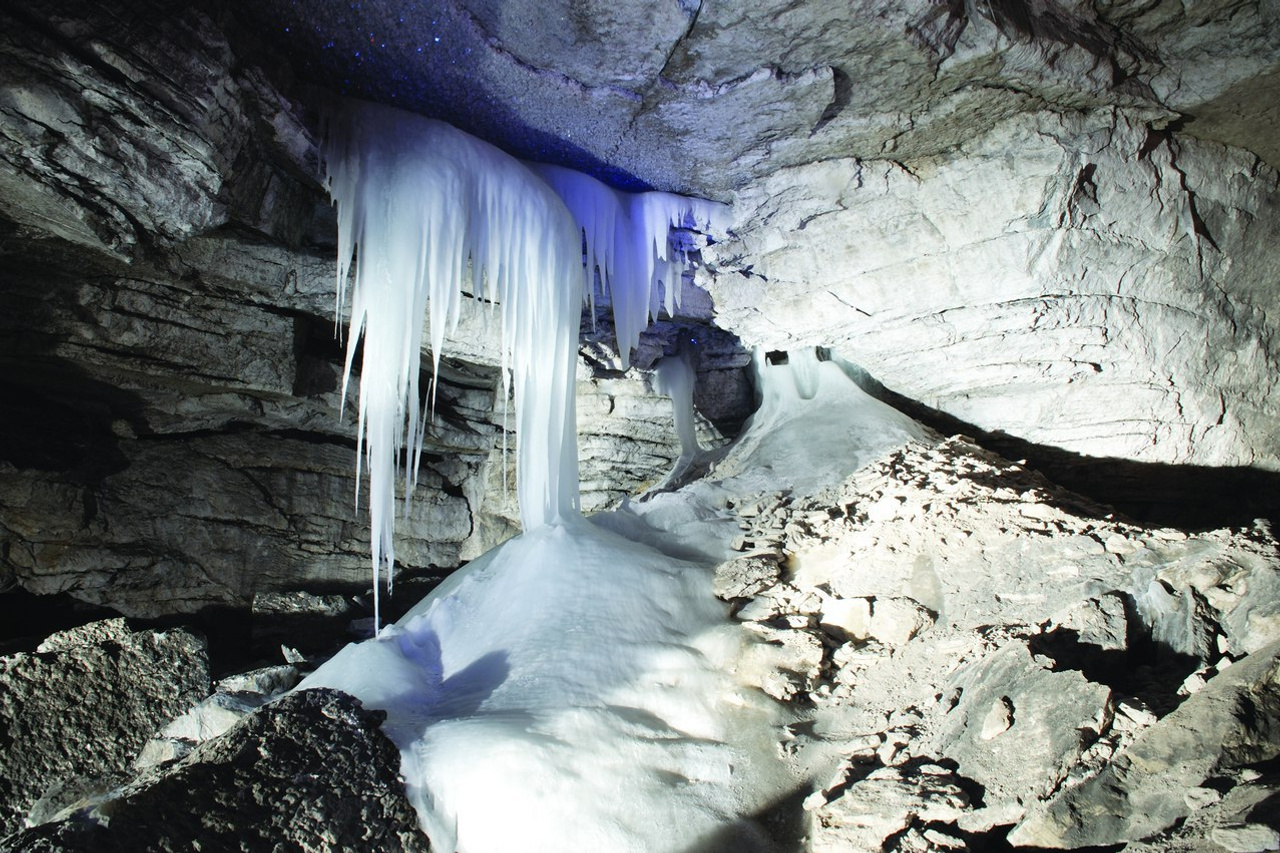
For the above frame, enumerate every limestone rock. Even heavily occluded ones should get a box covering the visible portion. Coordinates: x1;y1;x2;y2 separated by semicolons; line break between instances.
740;622;824;702
1050;593;1131;653
234;0;1280;196
2;689;431;853
713;554;781;601
810;761;970;853
1009;641;1280;848
0;620;209;838
0;1;313;259
868;597;935;647
819;597;872;643
702;109;1280;473
134;664;300;772
1213;824;1280;853
929;641;1112;814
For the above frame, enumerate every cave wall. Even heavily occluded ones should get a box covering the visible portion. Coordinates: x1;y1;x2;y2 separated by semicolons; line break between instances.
704;108;1280;470
0;0;737;619
1;0;1279;619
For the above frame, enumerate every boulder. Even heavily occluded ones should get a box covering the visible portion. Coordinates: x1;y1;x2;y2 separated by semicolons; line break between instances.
1010;641;1280;848
0;619;209;837
2;689;431;853
928;641;1112;814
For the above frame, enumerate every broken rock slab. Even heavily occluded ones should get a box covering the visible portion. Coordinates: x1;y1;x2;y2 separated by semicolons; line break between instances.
809;760;971;853
2;689;430;853
1009;640;1280;848
0;619;209;838
928;640;1112;818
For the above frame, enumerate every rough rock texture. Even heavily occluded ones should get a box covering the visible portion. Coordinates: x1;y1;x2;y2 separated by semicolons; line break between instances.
702;109;1280;472
231;0;1280;197
0;619;209;838
1010;640;1280;848
1;2;1279;845
1;689;432;853
716;434;1280;847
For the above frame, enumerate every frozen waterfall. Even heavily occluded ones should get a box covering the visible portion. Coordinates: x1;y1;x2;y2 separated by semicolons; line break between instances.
321;99;727;621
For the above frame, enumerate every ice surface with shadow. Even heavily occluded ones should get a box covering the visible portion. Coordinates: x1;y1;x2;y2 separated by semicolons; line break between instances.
300;517;788;853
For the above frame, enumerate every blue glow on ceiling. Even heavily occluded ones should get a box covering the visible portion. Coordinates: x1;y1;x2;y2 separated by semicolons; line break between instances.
234;0;654;192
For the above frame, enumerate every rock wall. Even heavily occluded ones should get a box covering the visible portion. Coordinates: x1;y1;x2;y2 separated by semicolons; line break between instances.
0;0;741;620
703;108;1280;472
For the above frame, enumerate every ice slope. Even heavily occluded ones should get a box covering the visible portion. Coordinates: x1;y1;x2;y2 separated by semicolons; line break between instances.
301;349;927;851
302;517;785;853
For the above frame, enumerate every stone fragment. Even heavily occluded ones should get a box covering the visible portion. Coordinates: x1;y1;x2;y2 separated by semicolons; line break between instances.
3;690;431;852
1183;786;1222;810
741;624;824;701
979;696;1014;740
1212;824;1280;853
0;620;209;837
1051;593;1130;652
929;642;1112;811
869;597;935;646
1009;641;1280;848
216;664;300;696
819;597;871;642
713;554;781;600
811;762;970;853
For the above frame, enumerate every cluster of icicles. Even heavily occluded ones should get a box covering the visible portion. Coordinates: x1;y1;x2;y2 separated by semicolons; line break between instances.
322;98;729;625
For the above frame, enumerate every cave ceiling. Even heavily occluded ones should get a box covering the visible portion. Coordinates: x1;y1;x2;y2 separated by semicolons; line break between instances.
229;0;1280;197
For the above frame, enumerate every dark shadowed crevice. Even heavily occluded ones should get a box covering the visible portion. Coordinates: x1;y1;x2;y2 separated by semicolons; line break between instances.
851;374;1280;531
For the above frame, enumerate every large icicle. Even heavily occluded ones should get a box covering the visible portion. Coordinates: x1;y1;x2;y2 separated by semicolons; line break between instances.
532;164;729;369
323;99;586;624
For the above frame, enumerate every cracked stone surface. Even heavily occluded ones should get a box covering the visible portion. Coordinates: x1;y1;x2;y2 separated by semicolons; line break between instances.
1;689;431;853
231;0;1280;197
713;433;1280;844
700;108;1280;471
0;619;209;838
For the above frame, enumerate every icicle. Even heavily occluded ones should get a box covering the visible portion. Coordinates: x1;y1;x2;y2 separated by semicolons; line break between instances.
322;99;586;631
530;164;730;369
322;98;729;632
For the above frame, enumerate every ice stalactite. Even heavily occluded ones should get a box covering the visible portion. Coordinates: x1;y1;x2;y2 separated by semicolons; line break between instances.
322;99;724;627
323;100;584;625
531;164;729;369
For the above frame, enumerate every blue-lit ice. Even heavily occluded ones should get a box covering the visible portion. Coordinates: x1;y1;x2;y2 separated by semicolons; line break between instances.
322;99;727;622
305;98;923;852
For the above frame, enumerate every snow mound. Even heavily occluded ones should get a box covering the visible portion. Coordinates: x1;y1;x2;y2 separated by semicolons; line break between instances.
301;517;785;853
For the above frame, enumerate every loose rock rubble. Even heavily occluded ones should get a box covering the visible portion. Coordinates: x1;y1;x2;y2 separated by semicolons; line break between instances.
2;690;430;853
3;437;1279;852
0;620;208;838
713;435;1280;851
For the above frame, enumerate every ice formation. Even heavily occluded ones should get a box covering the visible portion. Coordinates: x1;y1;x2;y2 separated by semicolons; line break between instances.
654;350;700;464
322;99;728;624
532;164;728;369
303;517;786;853
312;98;926;853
